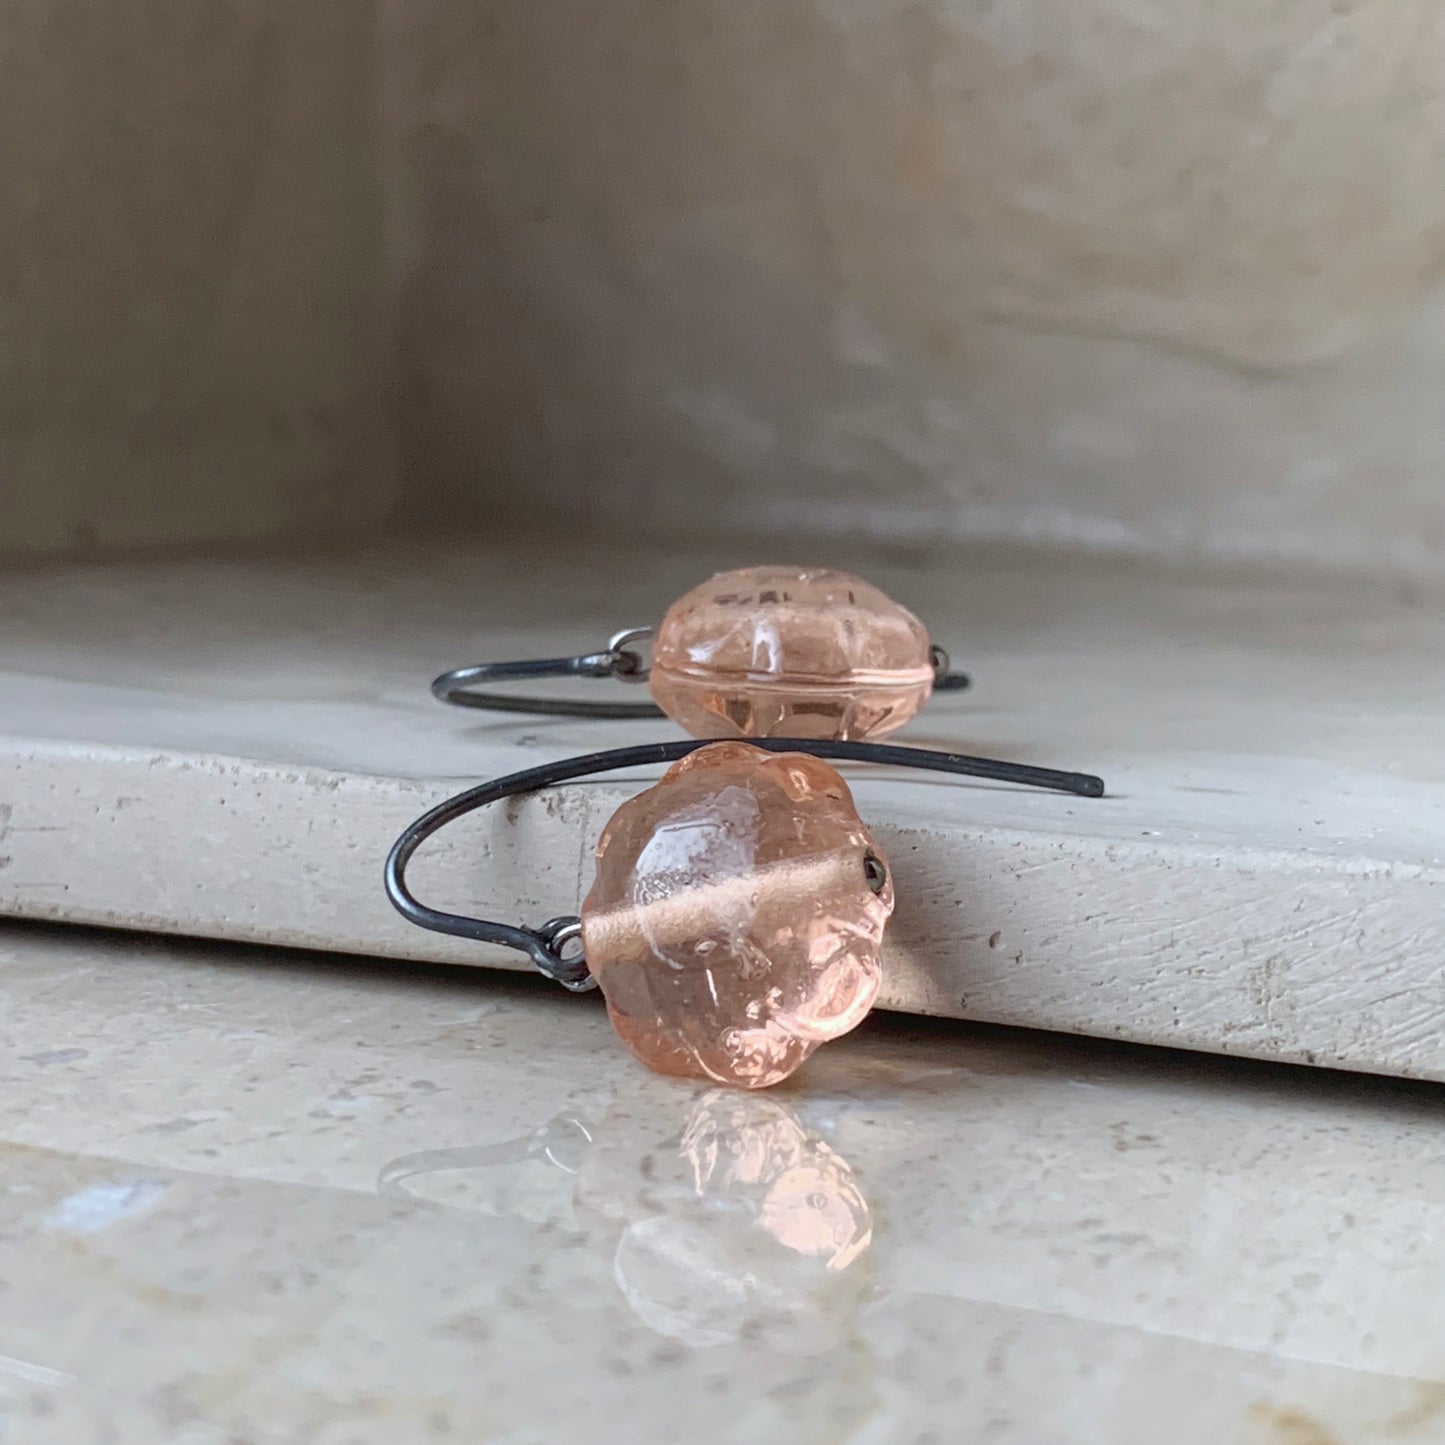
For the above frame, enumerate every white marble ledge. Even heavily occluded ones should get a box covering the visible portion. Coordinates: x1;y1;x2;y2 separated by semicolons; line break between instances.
8;538;1445;1082
1;922;1443;1445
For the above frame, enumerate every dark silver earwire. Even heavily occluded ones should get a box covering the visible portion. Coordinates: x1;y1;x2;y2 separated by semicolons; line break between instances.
383;738;1106;993
433;628;663;719
430;629;971;719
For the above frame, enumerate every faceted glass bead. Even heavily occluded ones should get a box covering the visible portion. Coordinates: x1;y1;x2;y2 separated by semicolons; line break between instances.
579;741;894;1088
649;566;935;741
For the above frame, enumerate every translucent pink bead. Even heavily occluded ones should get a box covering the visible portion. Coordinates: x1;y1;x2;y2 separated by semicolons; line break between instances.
580;741;893;1088
649;566;935;741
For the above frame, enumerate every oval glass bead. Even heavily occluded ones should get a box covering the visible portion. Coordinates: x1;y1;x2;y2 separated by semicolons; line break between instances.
649;566;935;741
579;741;894;1089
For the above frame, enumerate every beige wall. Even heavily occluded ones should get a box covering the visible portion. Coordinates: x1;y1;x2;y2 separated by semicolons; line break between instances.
386;0;1445;578
1;2;393;558
8;3;1444;575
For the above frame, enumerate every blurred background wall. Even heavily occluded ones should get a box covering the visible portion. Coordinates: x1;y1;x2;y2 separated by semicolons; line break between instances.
1;3;392;558
385;0;1445;578
6;2;1445;578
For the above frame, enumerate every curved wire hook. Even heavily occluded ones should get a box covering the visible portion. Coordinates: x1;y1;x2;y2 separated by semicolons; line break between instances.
431;631;971;719
384;738;1105;992
432;628;664;719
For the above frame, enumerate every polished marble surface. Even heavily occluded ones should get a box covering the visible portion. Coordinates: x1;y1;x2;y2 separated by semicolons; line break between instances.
1;922;1443;1444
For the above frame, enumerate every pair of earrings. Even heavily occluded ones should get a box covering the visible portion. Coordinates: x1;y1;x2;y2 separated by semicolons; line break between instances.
386;567;1104;1089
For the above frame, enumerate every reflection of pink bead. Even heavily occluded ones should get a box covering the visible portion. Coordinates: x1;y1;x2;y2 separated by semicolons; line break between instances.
650;566;935;740
580;741;893;1088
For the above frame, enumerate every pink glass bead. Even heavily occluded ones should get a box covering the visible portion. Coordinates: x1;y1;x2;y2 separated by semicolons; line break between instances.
579;741;894;1088
649;566;935;741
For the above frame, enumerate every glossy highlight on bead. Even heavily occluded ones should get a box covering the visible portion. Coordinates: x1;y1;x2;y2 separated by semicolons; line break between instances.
580;742;892;1088
649;566;937;741
383;737;1106;1089
429;564;969;736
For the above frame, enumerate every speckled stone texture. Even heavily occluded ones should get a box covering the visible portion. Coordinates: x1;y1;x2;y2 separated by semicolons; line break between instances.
580;741;893;1088
650;566;935;740
6;923;1445;1442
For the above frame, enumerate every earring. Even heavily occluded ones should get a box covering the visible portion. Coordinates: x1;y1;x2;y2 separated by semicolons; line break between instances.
431;566;971;741
385;737;1104;1089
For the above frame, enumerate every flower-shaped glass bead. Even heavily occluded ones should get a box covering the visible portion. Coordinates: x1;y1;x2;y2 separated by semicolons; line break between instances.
649;567;936;741
580;741;894;1088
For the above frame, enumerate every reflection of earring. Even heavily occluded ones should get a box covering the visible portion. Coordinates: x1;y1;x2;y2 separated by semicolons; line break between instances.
379;1113;596;1193
577;1088;874;1351
431;566;971;741
385;736;1104;1089
372;1088;874;1352
676;1092;871;1273
377;1114;595;1223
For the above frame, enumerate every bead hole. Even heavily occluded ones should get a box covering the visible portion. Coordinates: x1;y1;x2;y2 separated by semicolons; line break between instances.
863;852;888;894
